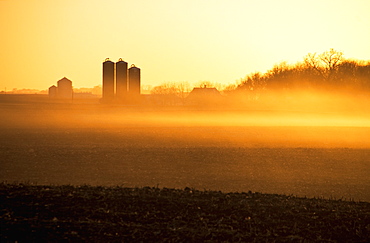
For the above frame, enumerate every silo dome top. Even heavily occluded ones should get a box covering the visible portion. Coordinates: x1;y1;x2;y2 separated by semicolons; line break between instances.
57;77;72;83
130;64;136;68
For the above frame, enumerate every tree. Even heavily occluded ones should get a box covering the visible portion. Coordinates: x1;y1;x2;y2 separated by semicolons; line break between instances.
266;62;295;89
354;61;370;90
195;80;214;88
304;48;343;83
151;82;178;95
227;48;369;94
150;82;191;105
236;72;266;100
175;81;191;100
223;83;237;95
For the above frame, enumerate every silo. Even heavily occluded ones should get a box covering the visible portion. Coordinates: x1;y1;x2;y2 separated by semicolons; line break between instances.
128;64;141;97
57;77;73;99
102;58;115;102
48;85;58;99
115;58;128;102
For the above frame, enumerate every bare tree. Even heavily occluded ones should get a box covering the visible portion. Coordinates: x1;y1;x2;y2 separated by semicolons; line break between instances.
150;82;191;105
304;53;323;76
195;81;215;88
320;48;343;71
175;81;191;100
223;83;237;94
304;48;343;82
151;82;178;95
194;81;226;91
236;72;266;100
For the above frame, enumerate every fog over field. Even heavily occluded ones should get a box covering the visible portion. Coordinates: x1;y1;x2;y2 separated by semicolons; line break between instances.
0;92;369;201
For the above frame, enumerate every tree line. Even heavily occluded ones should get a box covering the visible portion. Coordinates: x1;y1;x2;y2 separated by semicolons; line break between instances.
233;49;370;96
149;49;370;104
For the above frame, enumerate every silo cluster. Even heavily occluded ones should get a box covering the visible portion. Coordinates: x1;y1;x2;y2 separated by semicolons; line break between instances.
48;77;73;100
102;58;141;103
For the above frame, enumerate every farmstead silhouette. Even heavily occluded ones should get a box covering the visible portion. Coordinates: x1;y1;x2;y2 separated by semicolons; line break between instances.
102;58;141;104
48;77;73;99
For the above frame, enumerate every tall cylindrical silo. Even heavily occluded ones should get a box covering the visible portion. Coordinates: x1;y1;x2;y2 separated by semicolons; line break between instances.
115;58;128;102
128;64;141;97
102;58;115;102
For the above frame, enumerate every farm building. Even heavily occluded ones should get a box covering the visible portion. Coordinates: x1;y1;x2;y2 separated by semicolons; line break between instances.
186;86;223;106
48;77;73;100
48;85;58;99
57;77;73;99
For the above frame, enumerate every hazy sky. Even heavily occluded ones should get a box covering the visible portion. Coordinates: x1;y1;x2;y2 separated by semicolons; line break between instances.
1;0;369;90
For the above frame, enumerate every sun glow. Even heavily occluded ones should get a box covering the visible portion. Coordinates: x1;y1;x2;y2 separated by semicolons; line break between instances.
0;0;369;90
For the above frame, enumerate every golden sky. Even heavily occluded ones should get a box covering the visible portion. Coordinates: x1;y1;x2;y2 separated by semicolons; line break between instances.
1;0;369;90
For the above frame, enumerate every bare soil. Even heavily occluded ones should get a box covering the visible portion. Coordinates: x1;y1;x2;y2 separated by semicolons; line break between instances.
1;183;369;242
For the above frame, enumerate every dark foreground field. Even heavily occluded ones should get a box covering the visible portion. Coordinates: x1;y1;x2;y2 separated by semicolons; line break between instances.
1;184;369;242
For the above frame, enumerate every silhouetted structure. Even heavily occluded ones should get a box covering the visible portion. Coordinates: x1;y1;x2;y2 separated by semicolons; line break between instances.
186;86;222;105
57;77;73;99
116;58;128;102
102;58;115;102
48;85;58;99
101;58;141;104
129;64;141;97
